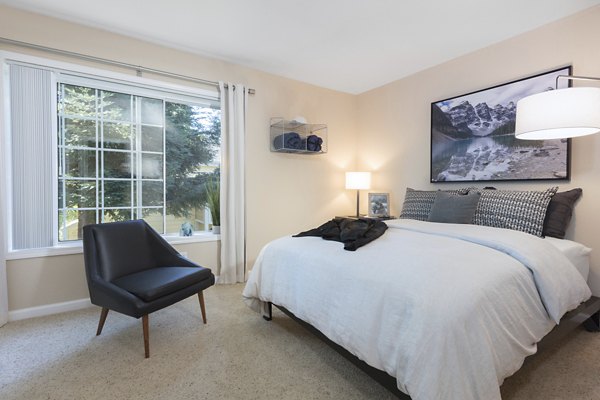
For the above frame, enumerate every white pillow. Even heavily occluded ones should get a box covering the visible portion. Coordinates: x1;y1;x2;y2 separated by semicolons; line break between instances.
544;236;591;279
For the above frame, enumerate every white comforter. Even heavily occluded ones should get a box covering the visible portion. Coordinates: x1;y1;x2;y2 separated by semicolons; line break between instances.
243;220;591;400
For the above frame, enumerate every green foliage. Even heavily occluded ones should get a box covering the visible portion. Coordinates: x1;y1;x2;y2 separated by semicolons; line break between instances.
203;174;220;226
59;84;221;236
165;103;221;218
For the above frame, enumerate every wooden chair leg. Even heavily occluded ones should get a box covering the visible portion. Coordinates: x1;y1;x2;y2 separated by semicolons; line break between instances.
96;308;109;336
142;315;150;358
198;291;207;324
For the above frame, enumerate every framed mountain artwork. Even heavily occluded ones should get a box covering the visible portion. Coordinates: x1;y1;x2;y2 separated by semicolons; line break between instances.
430;66;571;182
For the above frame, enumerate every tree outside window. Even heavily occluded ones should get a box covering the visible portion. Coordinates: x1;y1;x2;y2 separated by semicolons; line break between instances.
57;83;220;240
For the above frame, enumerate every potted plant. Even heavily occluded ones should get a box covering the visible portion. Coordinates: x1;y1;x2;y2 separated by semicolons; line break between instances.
205;177;220;234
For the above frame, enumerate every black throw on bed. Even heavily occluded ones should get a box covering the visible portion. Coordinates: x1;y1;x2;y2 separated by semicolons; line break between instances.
293;217;388;251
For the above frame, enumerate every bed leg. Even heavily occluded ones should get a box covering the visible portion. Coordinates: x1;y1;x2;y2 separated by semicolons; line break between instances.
263;302;273;321
584;311;600;332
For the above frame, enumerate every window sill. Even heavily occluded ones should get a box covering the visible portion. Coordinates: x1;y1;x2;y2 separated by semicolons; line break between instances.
6;232;220;260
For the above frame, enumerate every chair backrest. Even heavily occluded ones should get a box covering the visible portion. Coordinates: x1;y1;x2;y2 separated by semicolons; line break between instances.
83;220;163;282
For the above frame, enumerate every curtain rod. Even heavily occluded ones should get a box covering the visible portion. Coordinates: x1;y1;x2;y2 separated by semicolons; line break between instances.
0;37;255;94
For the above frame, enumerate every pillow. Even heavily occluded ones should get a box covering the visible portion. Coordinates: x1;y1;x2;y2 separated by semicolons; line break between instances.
428;191;481;224
542;188;582;239
470;187;558;237
399;187;468;221
544;236;591;279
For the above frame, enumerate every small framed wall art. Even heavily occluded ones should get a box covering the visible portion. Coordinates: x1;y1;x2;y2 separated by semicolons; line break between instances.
368;193;390;217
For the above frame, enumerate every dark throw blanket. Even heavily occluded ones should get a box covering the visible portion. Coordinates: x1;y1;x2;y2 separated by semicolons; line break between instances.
273;132;303;150
306;134;323;152
293;217;388;251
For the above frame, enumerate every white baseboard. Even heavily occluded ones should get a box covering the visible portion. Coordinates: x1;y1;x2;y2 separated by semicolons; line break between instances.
8;298;92;322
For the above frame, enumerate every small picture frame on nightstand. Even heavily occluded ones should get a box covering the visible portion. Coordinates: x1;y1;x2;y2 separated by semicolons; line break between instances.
368;193;389;217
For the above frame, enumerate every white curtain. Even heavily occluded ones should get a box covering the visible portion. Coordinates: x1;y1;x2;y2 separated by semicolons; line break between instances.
9;65;54;250
0;64;55;326
0;219;6;327
0;173;7;325
218;82;247;284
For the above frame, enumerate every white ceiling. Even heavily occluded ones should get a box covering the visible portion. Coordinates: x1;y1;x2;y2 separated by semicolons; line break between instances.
2;0;600;94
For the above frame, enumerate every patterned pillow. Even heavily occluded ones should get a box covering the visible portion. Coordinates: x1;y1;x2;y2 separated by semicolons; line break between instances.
400;188;469;221
470;187;558;236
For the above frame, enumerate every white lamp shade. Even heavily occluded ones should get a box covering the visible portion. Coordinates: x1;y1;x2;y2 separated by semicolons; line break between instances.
345;172;371;190
515;87;600;140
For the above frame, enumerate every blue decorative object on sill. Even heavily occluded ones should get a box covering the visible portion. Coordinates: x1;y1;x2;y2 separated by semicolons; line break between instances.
180;222;193;237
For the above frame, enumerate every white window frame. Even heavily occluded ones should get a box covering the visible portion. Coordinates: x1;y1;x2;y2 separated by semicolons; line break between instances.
1;51;220;260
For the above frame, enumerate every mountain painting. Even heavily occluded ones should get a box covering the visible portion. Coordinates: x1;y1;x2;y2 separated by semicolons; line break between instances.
431;67;571;182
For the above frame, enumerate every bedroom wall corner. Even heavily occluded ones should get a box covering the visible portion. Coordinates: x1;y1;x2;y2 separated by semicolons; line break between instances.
355;5;600;295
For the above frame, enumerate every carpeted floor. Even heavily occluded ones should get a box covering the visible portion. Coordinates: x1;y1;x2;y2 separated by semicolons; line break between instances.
0;284;599;400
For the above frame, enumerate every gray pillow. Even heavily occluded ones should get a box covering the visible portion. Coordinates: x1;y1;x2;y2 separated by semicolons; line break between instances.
428;191;481;224
542;188;582;239
399;188;469;221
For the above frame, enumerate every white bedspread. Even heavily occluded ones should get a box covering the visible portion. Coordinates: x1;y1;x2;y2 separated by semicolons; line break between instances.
243;220;591;400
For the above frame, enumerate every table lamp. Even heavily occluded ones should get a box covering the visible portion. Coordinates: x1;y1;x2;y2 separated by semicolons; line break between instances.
346;172;371;218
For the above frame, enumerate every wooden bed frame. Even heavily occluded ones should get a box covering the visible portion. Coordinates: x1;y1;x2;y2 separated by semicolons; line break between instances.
262;296;600;399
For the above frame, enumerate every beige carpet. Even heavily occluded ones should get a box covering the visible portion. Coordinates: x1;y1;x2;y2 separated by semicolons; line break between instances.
0;284;599;400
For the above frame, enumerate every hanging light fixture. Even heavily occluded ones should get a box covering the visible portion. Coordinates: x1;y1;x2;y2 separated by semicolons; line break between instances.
515;75;600;140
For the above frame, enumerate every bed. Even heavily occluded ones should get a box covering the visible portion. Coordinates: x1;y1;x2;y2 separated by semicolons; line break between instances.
243;218;597;400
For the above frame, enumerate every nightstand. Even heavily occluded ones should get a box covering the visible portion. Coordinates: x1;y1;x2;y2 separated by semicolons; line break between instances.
337;216;396;221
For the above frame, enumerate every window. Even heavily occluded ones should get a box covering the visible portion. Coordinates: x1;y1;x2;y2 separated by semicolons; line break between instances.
4;56;220;252
57;83;220;241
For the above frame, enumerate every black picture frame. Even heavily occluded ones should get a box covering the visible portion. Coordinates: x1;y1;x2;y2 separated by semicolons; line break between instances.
430;66;572;182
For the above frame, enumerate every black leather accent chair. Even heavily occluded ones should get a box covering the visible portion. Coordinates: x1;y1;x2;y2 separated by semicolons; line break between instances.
82;219;215;358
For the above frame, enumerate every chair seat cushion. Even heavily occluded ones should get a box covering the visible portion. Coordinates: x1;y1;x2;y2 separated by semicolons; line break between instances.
112;266;212;302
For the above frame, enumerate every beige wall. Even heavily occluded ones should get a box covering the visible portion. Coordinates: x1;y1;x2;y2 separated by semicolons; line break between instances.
0;5;358;311
6;242;219;311
356;6;600;294
5;4;600;312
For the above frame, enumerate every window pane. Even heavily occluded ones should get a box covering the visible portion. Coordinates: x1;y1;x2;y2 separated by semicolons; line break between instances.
165;103;220;230
102;209;132;223
65;149;96;178
141;126;163;152
61;85;97;117
142;209;164;233
64;118;96;147
65;180;96;208
141;98;163;125
56;80;219;242
58;180;63;208
165;212;210;235
103;151;132;178
103;180;132;207
58;209;96;241
103;122;132;150
141;153;163;178
142;181;163;206
102;91;132;122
